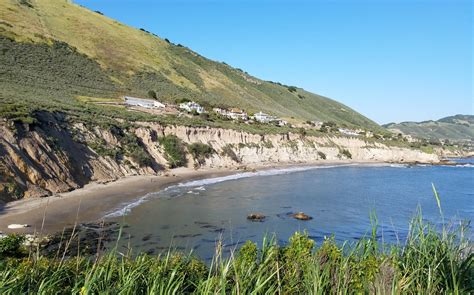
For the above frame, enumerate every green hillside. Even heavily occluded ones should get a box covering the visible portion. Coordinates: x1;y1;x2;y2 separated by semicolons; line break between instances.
0;0;382;132
384;115;474;142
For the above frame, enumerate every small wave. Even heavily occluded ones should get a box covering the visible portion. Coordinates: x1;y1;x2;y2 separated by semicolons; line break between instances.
434;164;474;168
103;185;177;218
103;194;150;218
177;164;360;188
103;162;402;218
389;164;408;168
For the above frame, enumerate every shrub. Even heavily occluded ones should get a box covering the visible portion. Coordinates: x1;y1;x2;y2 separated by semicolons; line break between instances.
129;147;153;167
221;144;240;163
0;234;25;258
199;112;209;121
317;151;326;160
158;135;187;168
236;240;258;267
298;128;307;137
175;98;191;104
3;181;24;200
262;140;274;148
282;232;315;293
287;86;297;92
187;143;215;166
19;0;33;8
340;149;352;159
147;90;157;99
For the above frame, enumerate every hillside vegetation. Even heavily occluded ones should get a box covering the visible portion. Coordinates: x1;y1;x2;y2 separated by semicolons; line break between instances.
0;0;381;131
384;115;474;143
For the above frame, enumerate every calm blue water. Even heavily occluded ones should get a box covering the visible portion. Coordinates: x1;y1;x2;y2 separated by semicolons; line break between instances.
107;160;473;260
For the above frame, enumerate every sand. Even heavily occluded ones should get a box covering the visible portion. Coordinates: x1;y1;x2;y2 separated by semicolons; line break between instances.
0;168;236;234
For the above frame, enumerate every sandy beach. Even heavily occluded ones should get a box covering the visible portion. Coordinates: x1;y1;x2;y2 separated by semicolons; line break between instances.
0;160;380;235
0;167;239;235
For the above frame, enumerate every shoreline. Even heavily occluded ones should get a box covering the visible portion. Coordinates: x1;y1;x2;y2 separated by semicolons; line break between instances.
0;160;439;234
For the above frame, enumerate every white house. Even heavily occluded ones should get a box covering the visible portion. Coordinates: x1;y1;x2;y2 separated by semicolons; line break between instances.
338;128;360;136
179;101;205;114
213;108;227;116
227;108;248;121
124;96;165;108
276;119;288;127
253;111;274;123
213;107;249;121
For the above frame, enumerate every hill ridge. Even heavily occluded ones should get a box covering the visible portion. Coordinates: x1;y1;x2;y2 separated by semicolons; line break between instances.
0;0;381;131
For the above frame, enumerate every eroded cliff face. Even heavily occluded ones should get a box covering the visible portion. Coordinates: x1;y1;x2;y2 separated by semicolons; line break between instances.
0;112;439;202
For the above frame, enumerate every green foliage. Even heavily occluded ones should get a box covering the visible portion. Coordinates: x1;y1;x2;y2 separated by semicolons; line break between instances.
287;86;297;93
129;147;153;167
236;240;258;267
221;144;240;163
298;127;307;137
187;143;215;166
147;90;157;99
18;0;33;8
0;212;471;293
282;232;315;292
0;234;25;258
158;135;187;168
340;149;352;159
0;103;37;126
262;140;274;148
317;151;327;160
88;140;122;160
5;182;23;200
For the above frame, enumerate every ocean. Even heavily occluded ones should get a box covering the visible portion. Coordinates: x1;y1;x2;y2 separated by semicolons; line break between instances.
106;159;473;260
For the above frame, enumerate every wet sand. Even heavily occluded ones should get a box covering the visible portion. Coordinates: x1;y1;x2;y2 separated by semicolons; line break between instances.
0;168;235;234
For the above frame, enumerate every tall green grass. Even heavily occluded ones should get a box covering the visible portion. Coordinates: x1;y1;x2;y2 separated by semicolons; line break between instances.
0;207;472;293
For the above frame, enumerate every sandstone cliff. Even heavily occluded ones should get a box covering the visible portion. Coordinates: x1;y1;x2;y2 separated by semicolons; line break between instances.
0;112;439;202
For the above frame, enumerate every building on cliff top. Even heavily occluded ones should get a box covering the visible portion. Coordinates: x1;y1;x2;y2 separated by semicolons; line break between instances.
179;101;205;114
124;96;165;108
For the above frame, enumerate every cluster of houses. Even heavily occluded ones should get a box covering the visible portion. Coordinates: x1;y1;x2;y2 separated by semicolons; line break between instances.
179;101;205;114
253;111;288;126
123;96;205;114
213;108;288;126
213;107;248;121
123;95;290;127
125;96;378;132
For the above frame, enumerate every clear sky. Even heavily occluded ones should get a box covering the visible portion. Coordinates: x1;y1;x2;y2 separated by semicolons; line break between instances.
76;0;472;124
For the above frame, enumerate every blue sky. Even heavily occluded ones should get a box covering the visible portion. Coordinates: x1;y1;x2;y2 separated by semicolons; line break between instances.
76;0;472;124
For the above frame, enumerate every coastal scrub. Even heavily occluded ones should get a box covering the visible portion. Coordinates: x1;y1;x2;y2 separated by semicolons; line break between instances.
0;212;471;293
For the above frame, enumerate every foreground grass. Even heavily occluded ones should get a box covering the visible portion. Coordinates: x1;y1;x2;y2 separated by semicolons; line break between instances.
0;213;472;294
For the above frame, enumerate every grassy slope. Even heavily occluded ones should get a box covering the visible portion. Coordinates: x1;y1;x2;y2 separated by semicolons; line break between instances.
384;115;474;142
0;0;382;131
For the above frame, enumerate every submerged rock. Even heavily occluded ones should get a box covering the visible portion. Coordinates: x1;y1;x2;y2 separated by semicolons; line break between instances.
292;212;312;221
247;213;266;222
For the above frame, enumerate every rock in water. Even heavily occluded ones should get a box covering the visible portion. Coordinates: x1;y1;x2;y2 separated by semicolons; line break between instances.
292;212;312;221
247;213;266;222
7;224;30;229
